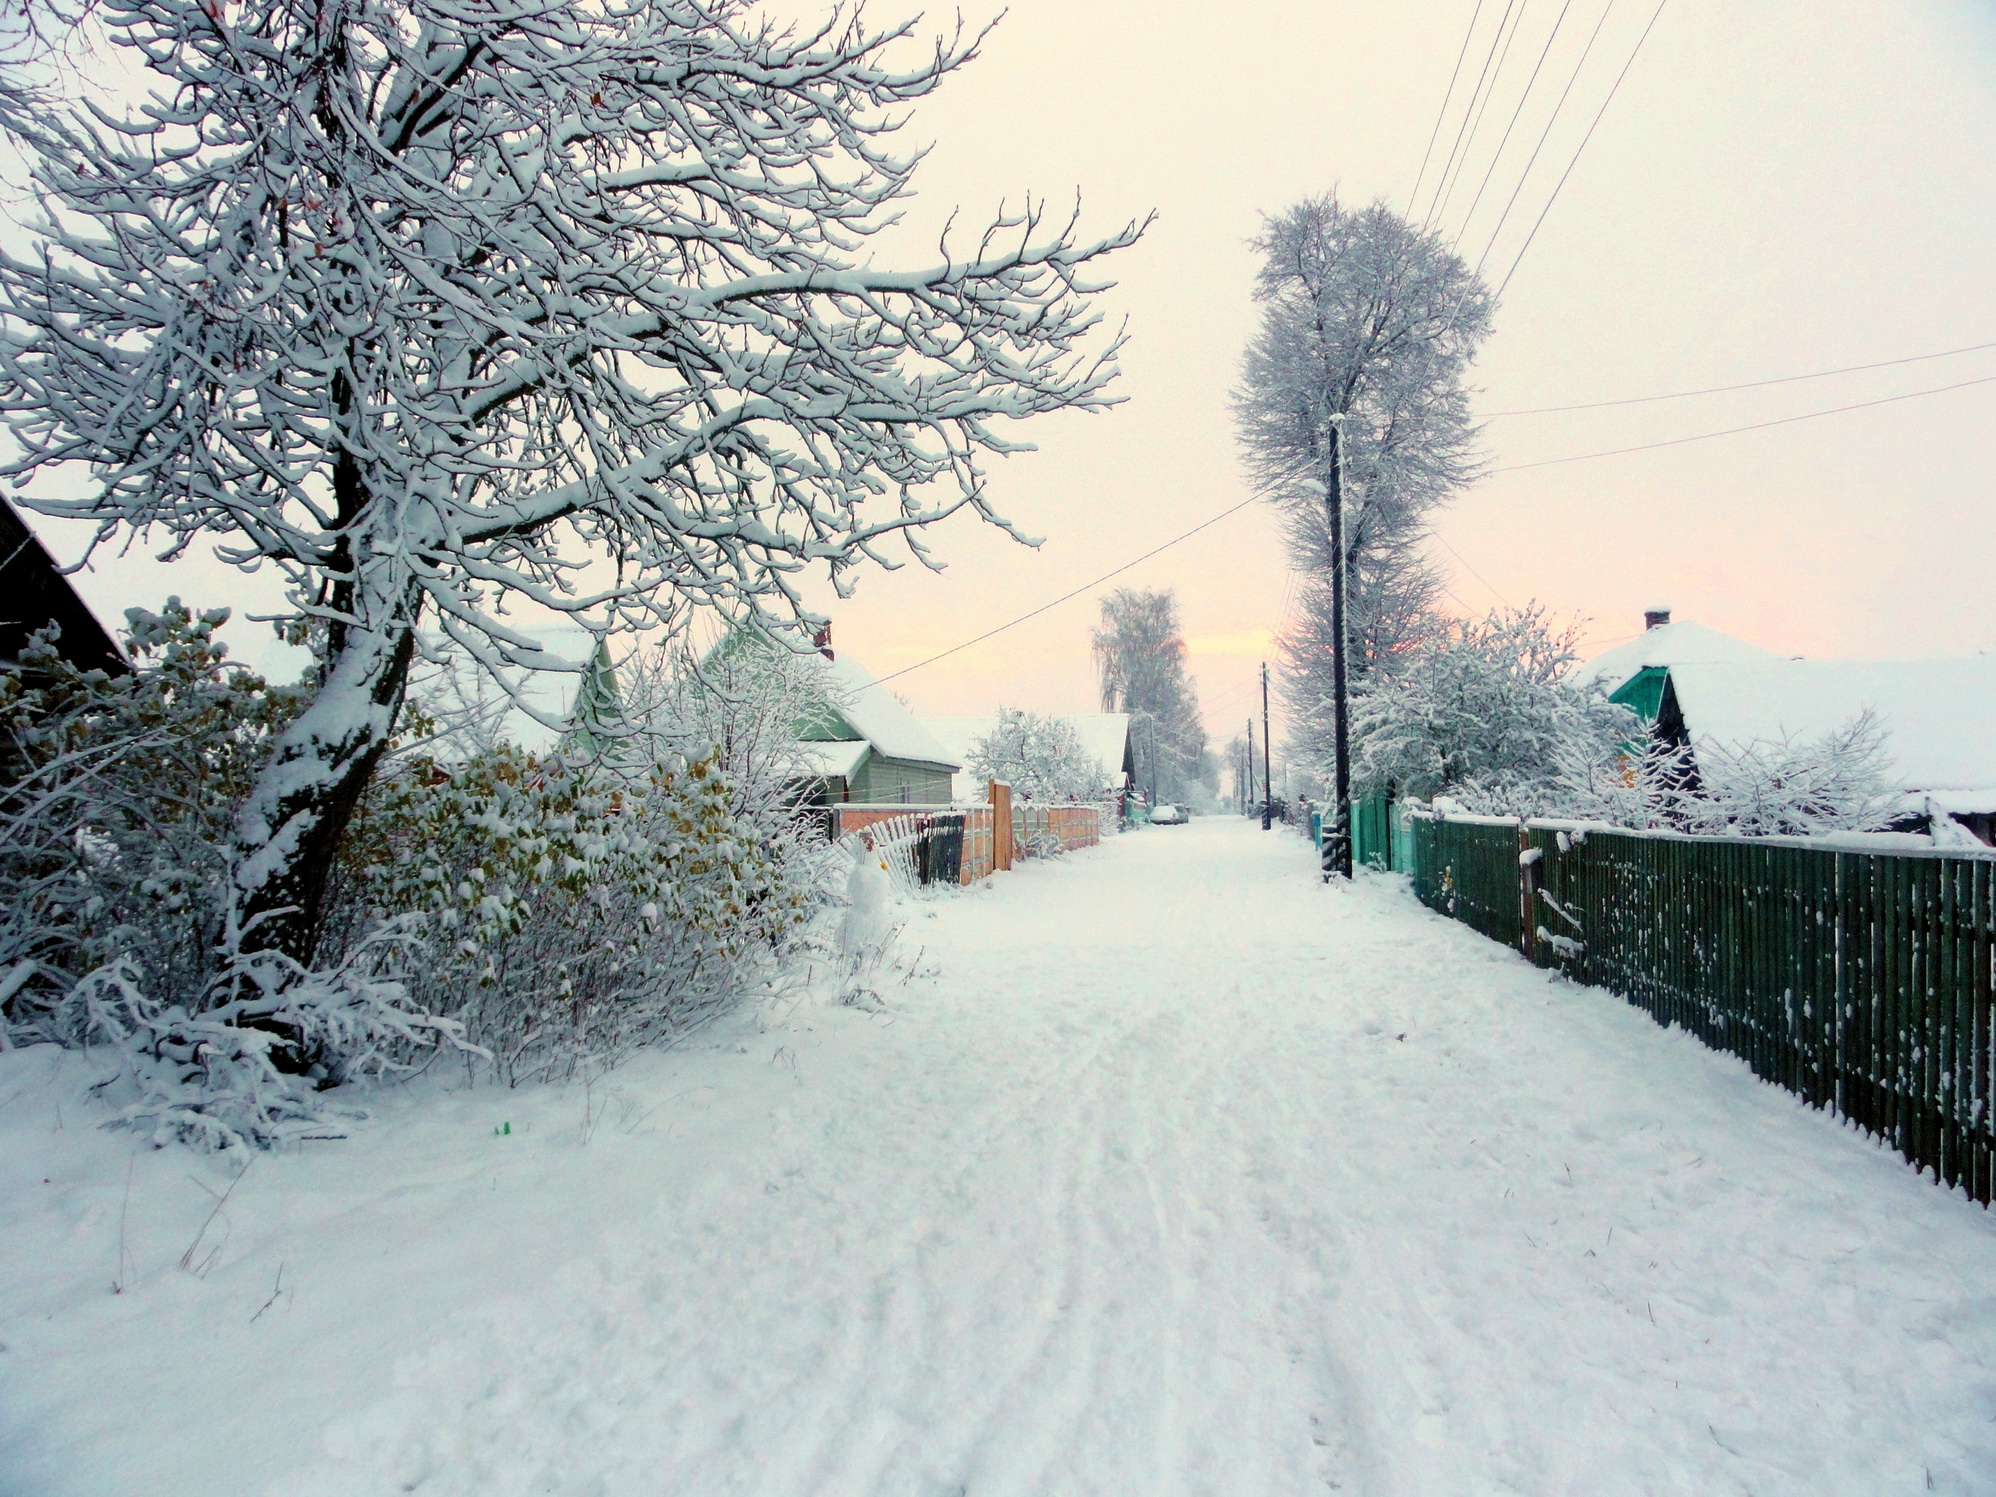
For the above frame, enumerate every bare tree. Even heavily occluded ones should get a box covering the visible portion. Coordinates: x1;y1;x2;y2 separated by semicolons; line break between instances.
0;0;1143;963
1092;587;1207;805
1234;193;1492;874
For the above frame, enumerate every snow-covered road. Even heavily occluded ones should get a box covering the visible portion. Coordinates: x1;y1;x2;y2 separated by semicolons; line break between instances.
6;818;1996;1495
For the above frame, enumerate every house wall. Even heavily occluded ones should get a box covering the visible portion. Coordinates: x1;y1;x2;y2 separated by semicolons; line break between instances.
848;755;954;805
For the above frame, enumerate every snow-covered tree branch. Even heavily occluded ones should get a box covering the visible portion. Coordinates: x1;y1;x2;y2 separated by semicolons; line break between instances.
0;0;1144;959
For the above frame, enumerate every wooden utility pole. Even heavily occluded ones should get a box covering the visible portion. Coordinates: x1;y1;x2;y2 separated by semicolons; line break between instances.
1245;717;1255;818
1260;662;1273;830
1321;424;1352;878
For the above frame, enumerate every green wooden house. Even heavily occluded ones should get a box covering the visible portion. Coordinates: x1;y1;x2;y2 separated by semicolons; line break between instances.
791;651;960;805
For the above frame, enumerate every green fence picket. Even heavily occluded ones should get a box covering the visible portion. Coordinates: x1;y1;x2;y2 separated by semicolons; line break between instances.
1402;810;1996;1207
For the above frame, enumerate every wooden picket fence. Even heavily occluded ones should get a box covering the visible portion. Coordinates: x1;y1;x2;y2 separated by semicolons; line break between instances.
830;807;970;891
828;797;1102;888
1408;812;1996;1206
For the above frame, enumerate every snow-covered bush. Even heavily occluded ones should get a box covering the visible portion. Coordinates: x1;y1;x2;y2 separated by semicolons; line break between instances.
3;610;836;1142
1353;605;1901;838
968;709;1104;802
1561;711;1899;838
332;745;815;1086
324;637;837;1084
0;604;471;1149
1346;606;1636;815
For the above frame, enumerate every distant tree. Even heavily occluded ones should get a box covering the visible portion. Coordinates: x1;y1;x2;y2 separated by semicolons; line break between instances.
968;708;1103;802
1236;195;1491;681
1092;588;1207;803
0;0;1143;967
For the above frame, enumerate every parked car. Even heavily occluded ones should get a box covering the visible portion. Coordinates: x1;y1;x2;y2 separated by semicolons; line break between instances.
1148;803;1189;825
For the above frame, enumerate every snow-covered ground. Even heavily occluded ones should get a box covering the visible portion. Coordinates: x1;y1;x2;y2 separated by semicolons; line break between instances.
5;819;1996;1496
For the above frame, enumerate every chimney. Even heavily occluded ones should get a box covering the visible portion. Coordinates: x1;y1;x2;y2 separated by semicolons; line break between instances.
813;622;834;660
1643;606;1671;632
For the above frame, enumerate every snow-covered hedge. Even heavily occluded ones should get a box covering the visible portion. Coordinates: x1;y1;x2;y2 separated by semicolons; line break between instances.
1;611;837;1147
329;744;820;1086
0;604;471;1149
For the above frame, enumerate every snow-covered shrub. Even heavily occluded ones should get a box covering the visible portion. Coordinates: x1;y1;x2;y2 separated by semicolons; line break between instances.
0;603;301;1009
1561;711;1899;838
1345;606;1636;815
332;745;815;1084
328;641;835;1084
0;604;471;1149
968;708;1104;801
50;926;468;1152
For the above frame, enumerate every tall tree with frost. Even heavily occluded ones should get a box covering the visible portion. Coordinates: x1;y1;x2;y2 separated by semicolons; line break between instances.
1233;193;1491;871
1092;587;1207;804
0;0;1142;962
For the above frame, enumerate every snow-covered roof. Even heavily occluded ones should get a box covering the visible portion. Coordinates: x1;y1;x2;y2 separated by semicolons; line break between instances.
1666;656;1996;793
1571;620;1783;694
821;656;960;771
794;739;870;780
1069;714;1133;778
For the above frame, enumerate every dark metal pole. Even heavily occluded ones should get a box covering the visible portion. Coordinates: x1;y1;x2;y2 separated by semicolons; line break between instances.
1260;661;1273;830
1322;422;1353;880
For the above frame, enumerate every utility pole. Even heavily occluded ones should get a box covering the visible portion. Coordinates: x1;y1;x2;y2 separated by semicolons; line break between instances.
1245;717;1255;818
1260;661;1273;830
1305;424;1353;879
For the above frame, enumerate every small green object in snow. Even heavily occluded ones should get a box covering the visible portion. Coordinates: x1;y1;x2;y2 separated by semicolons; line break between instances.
494;1122;511;1136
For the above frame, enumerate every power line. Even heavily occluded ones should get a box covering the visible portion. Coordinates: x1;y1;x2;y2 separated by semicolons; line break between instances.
1423;0;1522;228
1430;0;1534;232
1450;0;1579;252
871;497;1261;687
1494;0;1669;300
1428;529;1515;608
1408;0;1490;214
1480;339;1996;416
1473;0;1620;278
1489;370;1996;473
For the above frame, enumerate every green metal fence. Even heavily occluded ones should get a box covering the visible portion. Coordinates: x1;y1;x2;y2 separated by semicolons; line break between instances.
1409;814;1996;1207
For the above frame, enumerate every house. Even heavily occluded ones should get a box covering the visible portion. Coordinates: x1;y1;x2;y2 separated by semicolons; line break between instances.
791;654;960;806
1569;607;1782;721
1;498;127;676
1575;610;1996;845
920;713;1134;804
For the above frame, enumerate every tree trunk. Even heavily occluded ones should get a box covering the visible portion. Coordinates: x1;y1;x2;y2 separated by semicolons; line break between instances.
230;567;420;969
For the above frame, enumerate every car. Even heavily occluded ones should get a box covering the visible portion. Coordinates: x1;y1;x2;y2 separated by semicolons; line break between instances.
1147;803;1189;825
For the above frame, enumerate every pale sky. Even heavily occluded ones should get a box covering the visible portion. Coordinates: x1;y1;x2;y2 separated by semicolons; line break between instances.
22;0;1996;754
